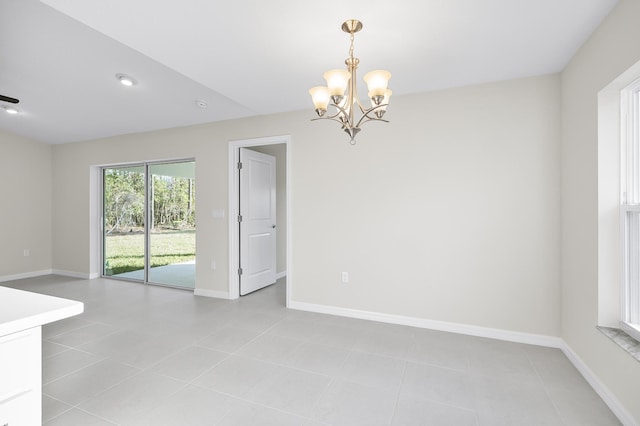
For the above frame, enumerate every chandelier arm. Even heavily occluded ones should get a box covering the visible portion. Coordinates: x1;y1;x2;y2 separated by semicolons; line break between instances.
354;103;390;128
321;102;357;128
311;115;359;129
329;102;353;122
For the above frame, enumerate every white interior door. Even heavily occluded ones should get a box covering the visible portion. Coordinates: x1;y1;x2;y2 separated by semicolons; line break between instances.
239;148;277;295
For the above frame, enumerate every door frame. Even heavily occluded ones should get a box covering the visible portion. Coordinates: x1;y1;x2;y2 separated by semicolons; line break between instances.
228;135;292;305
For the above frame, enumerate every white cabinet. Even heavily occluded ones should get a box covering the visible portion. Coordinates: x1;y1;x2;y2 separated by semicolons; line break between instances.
0;327;41;426
0;286;83;426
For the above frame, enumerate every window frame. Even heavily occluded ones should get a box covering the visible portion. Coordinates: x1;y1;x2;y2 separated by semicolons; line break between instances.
620;78;640;341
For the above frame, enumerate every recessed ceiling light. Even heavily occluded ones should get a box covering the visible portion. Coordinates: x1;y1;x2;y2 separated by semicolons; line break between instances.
116;73;137;87
2;105;19;115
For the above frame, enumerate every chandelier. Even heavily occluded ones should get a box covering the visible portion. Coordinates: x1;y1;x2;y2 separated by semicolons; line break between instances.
309;19;392;145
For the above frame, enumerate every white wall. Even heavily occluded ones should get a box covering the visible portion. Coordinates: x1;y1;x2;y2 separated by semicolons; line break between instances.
0;130;52;280
51;73;561;337
561;0;640;423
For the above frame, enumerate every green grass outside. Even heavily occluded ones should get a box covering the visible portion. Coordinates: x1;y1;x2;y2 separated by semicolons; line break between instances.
105;230;195;275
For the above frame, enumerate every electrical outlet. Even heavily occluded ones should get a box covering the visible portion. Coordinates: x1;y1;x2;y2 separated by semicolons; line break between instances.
23;249;30;257
341;272;349;283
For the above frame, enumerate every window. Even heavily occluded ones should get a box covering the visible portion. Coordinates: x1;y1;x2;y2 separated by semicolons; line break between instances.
621;78;640;341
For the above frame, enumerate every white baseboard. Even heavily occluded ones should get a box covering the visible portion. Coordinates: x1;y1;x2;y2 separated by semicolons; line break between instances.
288;300;563;348
560;342;637;426
0;269;53;283
194;288;231;299
276;271;287;280
52;269;92;279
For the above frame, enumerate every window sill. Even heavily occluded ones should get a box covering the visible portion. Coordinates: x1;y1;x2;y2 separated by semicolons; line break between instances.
597;326;640;362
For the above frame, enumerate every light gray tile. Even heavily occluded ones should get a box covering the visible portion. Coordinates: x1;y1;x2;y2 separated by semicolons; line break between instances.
125;385;241;426
48;322;120;347
353;329;415;359
42;348;104;384
42;340;71;359
471;374;563;426
266;317;319;340
44;408;117;425
467;338;541;384
197;325;262;353
77;371;185;424
235;333;305;364
525;345;591;390
150;345;228;381
392;394;478;426
217;400;308;426
2;277;618;426
312;379;398;426
108;333;192;369
546;384;621;425
284;341;351;376
405;329;471;371
42;395;72;423
308;322;361;349
400;362;475;410
78;329;150;358
244;365;331;416
192;354;276;397
43;317;93;339
337;350;406;392
229;311;283;332
43;359;141;405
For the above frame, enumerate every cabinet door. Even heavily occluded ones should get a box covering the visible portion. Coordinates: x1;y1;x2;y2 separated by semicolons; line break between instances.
0;327;41;426
0;390;39;426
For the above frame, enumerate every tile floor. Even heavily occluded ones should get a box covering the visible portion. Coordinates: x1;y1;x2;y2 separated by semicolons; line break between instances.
2;275;621;425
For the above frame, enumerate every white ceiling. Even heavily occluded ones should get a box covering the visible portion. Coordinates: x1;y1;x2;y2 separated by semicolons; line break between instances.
0;0;619;144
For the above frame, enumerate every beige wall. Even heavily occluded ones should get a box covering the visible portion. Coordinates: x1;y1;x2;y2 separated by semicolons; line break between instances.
297;75;562;335
0;130;52;279
51;73;561;337
561;0;640;422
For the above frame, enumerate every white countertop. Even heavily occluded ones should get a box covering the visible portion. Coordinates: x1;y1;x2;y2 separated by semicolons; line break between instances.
0;286;84;336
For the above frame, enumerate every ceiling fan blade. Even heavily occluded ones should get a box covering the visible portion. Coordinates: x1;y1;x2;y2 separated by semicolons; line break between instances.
0;94;19;104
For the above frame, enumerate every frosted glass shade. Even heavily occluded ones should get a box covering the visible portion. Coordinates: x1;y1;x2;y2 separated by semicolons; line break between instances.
364;70;391;97
323;69;351;97
309;86;331;111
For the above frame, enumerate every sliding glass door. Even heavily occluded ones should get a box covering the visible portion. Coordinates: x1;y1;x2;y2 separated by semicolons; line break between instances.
102;160;196;289
148;163;196;287
103;165;146;280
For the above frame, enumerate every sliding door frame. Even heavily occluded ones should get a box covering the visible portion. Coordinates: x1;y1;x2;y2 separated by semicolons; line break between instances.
100;158;195;289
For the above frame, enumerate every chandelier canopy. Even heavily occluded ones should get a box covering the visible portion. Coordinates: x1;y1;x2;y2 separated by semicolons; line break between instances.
309;19;392;145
